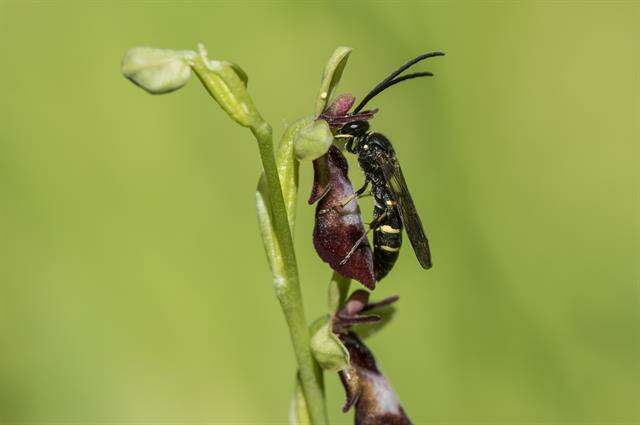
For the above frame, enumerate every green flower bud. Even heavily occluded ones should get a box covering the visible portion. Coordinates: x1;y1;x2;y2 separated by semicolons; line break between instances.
225;61;249;86
121;46;195;94
293;119;333;161
189;44;260;128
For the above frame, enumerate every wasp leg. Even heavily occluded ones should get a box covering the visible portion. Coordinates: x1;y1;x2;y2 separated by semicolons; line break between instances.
343;136;355;153
354;179;370;197
339;211;387;266
318;179;370;215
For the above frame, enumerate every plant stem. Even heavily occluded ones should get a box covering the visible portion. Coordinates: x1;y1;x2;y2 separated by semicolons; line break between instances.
252;121;328;425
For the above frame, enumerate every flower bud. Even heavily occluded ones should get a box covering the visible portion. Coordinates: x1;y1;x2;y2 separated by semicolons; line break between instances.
190;44;260;128
121;46;195;94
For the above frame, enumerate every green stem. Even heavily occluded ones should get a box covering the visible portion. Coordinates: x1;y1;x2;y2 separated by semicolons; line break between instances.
188;48;329;424
252;122;328;425
124;43;345;424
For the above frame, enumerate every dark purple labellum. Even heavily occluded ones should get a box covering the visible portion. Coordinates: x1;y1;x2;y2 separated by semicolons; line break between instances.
340;333;413;425
333;291;410;424
309;145;375;289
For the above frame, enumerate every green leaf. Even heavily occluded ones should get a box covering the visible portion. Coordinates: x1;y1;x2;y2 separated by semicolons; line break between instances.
315;46;353;115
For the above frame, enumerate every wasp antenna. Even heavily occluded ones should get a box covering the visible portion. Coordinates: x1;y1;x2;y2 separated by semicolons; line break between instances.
375;52;444;89
388;52;444;81
390;71;434;80
353;71;435;113
353;52;444;113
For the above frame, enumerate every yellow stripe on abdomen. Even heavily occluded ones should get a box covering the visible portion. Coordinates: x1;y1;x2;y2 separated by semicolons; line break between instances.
378;225;401;234
377;245;400;252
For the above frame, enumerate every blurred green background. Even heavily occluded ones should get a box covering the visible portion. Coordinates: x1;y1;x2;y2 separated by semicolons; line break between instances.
1;1;638;423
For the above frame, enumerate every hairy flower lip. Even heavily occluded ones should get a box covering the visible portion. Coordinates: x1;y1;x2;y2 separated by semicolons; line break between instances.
309;93;380;290
339;332;412;425
332;291;410;424
338;367;360;412
310;146;376;289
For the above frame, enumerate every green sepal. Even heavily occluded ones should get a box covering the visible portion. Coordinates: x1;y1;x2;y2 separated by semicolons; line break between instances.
310;316;350;372
293;119;333;161
225;60;249;86
309;314;330;336
315;46;353;115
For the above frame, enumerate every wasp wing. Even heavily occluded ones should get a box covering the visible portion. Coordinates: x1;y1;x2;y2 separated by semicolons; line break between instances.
377;153;432;269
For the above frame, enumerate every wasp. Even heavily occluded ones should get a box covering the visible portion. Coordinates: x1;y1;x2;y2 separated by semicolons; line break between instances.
323;52;444;281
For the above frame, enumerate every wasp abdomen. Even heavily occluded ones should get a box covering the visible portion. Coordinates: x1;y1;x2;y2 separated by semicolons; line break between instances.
373;204;403;281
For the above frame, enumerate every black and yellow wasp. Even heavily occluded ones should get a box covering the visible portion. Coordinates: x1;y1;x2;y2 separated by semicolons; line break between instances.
328;52;444;281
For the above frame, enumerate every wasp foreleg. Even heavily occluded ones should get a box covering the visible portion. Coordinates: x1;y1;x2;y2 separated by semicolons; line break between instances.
318;179;370;215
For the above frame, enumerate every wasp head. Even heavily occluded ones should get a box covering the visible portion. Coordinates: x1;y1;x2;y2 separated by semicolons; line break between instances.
338;120;370;154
